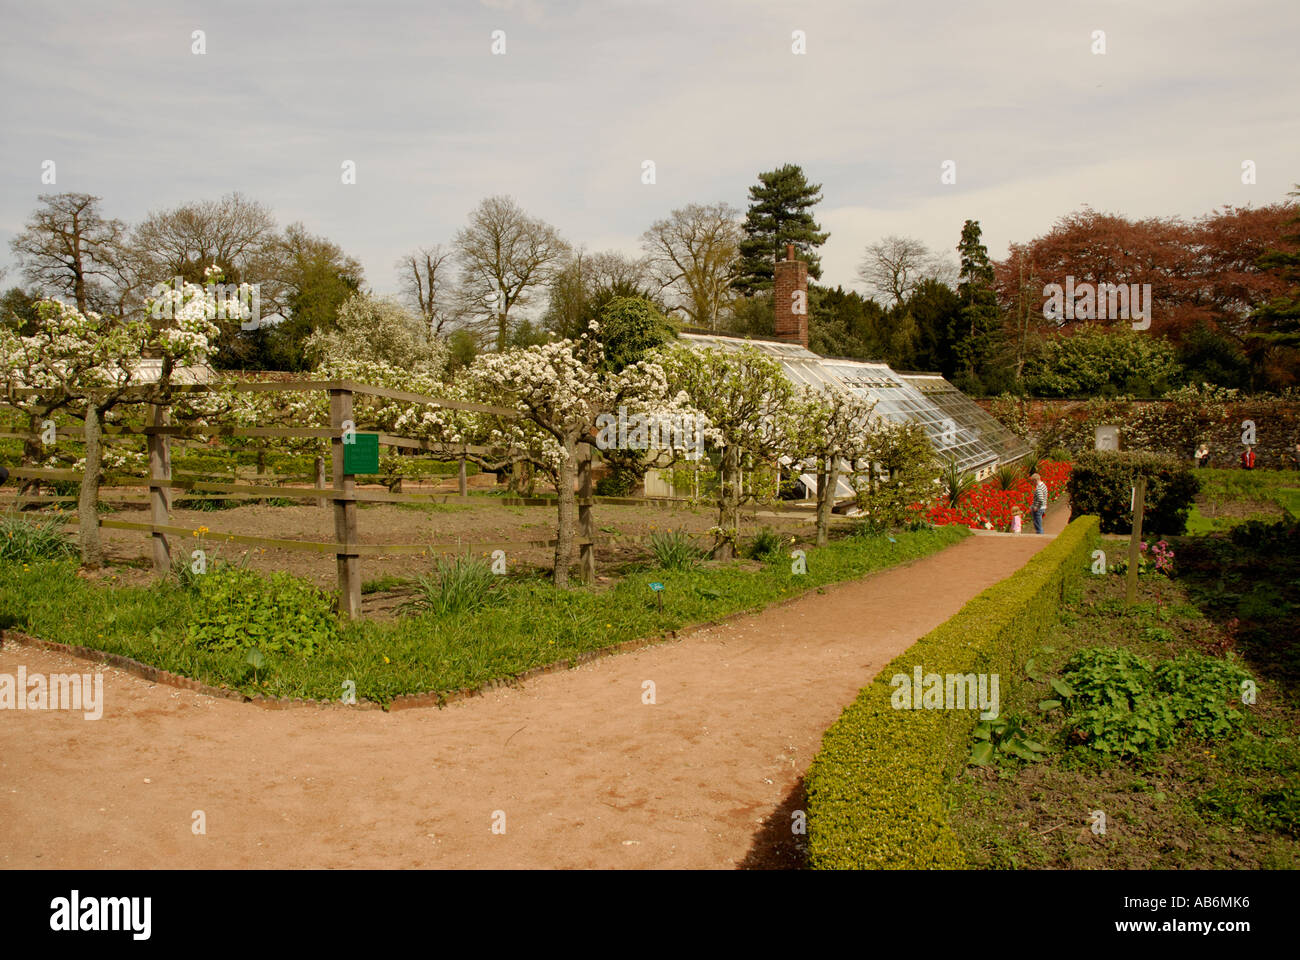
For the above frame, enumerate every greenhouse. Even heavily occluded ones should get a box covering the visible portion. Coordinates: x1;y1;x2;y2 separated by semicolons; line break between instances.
670;333;1032;497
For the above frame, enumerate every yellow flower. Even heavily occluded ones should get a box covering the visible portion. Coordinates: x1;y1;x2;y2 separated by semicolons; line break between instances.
382;655;390;664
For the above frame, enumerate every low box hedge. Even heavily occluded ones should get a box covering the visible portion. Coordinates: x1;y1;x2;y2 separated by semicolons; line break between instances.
1066;451;1200;534
805;514;1100;869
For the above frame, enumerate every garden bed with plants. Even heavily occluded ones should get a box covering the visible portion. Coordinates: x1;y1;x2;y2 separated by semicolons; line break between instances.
910;458;1071;530
945;516;1299;869
1185;468;1300;535
0;510;968;706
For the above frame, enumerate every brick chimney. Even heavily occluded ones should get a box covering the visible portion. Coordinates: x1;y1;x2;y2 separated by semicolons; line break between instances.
773;243;808;347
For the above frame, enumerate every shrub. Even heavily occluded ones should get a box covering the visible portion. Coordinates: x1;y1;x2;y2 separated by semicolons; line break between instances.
852;421;940;531
184;565;338;656
404;555;499;617
805;514;1100;869
647;528;703;570
594;472;636;497
1067;450;1200;534
745;527;785;562
0;512;75;564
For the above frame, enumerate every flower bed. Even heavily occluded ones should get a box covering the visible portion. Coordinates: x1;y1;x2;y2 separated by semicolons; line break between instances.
913;460;1072;530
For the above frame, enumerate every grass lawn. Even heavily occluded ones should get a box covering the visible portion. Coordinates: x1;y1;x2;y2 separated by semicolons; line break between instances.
0;523;968;706
945;517;1299;869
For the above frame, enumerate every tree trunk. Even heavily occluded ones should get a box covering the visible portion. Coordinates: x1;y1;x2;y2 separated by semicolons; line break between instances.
816;457;840;547
18;411;43;508
552;445;578;587
78;403;105;568
713;445;741;560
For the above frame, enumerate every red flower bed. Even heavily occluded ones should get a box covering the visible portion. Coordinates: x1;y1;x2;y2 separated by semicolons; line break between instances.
911;460;1072;530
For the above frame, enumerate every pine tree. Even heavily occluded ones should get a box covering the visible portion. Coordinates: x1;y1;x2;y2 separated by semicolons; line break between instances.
953;219;1004;393
733;164;830;295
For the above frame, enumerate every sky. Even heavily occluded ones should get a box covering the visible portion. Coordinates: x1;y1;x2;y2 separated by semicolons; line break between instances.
2;0;1297;300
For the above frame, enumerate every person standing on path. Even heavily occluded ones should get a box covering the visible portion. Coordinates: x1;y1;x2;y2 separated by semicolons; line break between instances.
1030;470;1048;534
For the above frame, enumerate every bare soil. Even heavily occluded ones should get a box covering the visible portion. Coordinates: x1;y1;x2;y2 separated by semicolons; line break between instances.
0;508;1070;869
66;483;816;614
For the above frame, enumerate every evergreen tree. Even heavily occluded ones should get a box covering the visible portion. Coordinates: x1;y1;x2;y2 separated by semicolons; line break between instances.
808;284;884;360
953;219;1005;393
905;278;962;375
733;164;830;295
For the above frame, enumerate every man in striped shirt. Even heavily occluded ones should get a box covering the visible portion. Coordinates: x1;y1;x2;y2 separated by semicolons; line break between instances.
1030;470;1048;534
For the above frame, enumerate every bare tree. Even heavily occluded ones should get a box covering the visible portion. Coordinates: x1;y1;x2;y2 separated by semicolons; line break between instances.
544;249;657;339
454;195;569;350
397;244;460;336
131;191;278;285
857;235;938;306
641;202;741;330
9;193;132;314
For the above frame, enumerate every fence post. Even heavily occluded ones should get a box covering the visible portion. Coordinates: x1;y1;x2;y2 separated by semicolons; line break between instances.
314;456;326;507
330;388;362;619
578;443;595;583
148;402;172;574
458;454;468;498
1125;476;1147;606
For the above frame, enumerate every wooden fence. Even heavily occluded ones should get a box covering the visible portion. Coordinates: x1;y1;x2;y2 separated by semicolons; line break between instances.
0;380;730;618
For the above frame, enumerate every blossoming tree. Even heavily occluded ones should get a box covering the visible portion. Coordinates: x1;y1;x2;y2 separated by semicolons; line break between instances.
659;343;801;559
790;385;880;546
0;275;245;566
399;326;702;586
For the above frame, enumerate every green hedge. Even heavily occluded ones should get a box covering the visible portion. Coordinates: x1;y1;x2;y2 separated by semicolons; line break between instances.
1066;451;1200;534
805;514;1100;869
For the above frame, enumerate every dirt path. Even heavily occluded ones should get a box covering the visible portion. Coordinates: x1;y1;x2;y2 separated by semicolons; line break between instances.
0;508;1070;870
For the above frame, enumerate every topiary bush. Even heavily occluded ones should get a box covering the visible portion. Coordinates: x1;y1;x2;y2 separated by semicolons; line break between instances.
804;514;1100;869
184;565;339;656
1066;450;1200;534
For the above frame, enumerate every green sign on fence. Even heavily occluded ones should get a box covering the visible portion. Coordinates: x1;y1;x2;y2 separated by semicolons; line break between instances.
342;432;380;474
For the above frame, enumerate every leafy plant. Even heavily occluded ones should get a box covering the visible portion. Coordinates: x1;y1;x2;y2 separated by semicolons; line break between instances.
995;462;1023;491
647;528;703;570
1059;647;1253;759
0;512;75;564
403;554;499;617
184;565;338;656
746;527;785;562
170;528;248;590
970;713;1047;764
941;458;979;507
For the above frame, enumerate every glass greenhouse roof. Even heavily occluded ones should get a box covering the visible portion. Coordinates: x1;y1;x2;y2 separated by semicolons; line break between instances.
680;333;1026;474
900;374;1033;467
